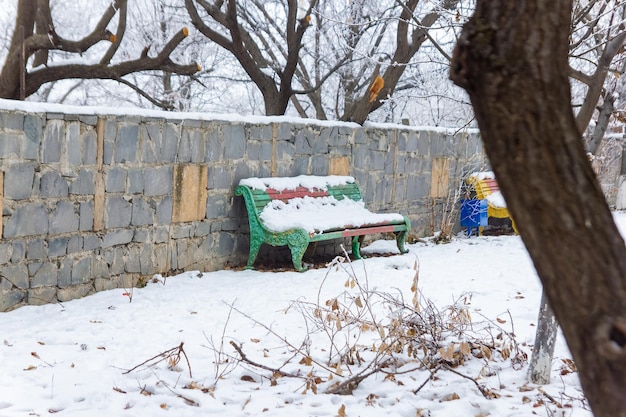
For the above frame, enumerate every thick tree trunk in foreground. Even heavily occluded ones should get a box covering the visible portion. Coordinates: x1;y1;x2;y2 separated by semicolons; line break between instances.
450;2;626;416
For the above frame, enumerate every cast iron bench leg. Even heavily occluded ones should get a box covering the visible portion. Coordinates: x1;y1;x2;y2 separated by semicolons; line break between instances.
352;235;365;260
246;235;263;270
396;230;409;254
287;230;309;272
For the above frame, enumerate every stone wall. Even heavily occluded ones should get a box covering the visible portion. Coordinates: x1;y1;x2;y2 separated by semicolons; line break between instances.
0;101;484;311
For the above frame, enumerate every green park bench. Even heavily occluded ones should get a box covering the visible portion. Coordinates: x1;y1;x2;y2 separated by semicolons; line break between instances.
235;175;411;271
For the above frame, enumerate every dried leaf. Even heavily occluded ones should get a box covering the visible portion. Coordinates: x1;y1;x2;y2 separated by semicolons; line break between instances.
240;375;255;382
337;404;346;417
31;352;40;359
250;338;260;343
113;386;127;394
23;365;36;371
160;403;168;409
440;392;460;402
300;356;313;366
496;317;507;324
460;342;471;356
355;296;363;308
501;347;511;360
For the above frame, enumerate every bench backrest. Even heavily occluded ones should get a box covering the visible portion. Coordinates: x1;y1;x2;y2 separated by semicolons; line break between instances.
239;182;363;217
467;175;499;200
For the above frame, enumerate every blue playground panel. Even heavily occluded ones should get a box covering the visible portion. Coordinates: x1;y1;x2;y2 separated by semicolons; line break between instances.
460;199;488;237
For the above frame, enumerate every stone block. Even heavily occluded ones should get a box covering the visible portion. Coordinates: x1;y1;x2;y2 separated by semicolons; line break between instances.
206;127;223;161
30;262;58;288
293;157;309;175
195;222;211;237
206;195;226;219
125;246;141;273
127;169;144;194
154;227;169;243
70;169;95;195
140;244;154;275
208;165;231;190
83;235;101;251
92;257;109;279
28;287;57;306
1;111;24;130
23;115;43;159
177;129;193;162
94;277;118;292
3;203;48;237
105;196;132;228
276;140;295;160
48;237;69;257
0;133;20;157
0;243;11;263
0;289;26;311
27;240;46;260
156;197;172;224
81;128;98;165
223;124;246;159
57;258;72;288
311;155;328;175
49;201;79;234
40;171;69;198
106;167;127;192
218;233;235;254
79;115;98;125
104;247;125;275
233;162;251;185
67;122;81;164
161;123;179;161
71;258;91;284
103;229;134;248
144;166;172;196
133;229;149;242
57;284;92;302
42;120;63;163
171;224;192;239
1;264;28;289
5;163;35;200
11;241;24;263
131;197;154;226
115;124;139;163
68;236;83;253
79;202;94;231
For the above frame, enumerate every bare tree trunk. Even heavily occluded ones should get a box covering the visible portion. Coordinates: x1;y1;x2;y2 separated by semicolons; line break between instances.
527;291;558;385
451;1;626;416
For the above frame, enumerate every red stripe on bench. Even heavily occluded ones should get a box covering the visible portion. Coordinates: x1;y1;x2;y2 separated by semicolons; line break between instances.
266;187;329;200
341;224;398;237
482;179;500;192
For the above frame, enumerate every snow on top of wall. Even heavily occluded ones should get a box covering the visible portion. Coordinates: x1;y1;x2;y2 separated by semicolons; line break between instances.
0;98;478;134
239;175;355;191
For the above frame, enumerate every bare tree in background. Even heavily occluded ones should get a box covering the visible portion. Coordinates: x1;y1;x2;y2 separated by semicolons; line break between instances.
340;0;462;124
569;1;626;154
451;1;626;415
185;0;325;116
0;0;199;102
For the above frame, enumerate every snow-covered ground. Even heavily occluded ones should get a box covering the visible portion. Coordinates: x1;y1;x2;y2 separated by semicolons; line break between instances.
3;213;622;417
